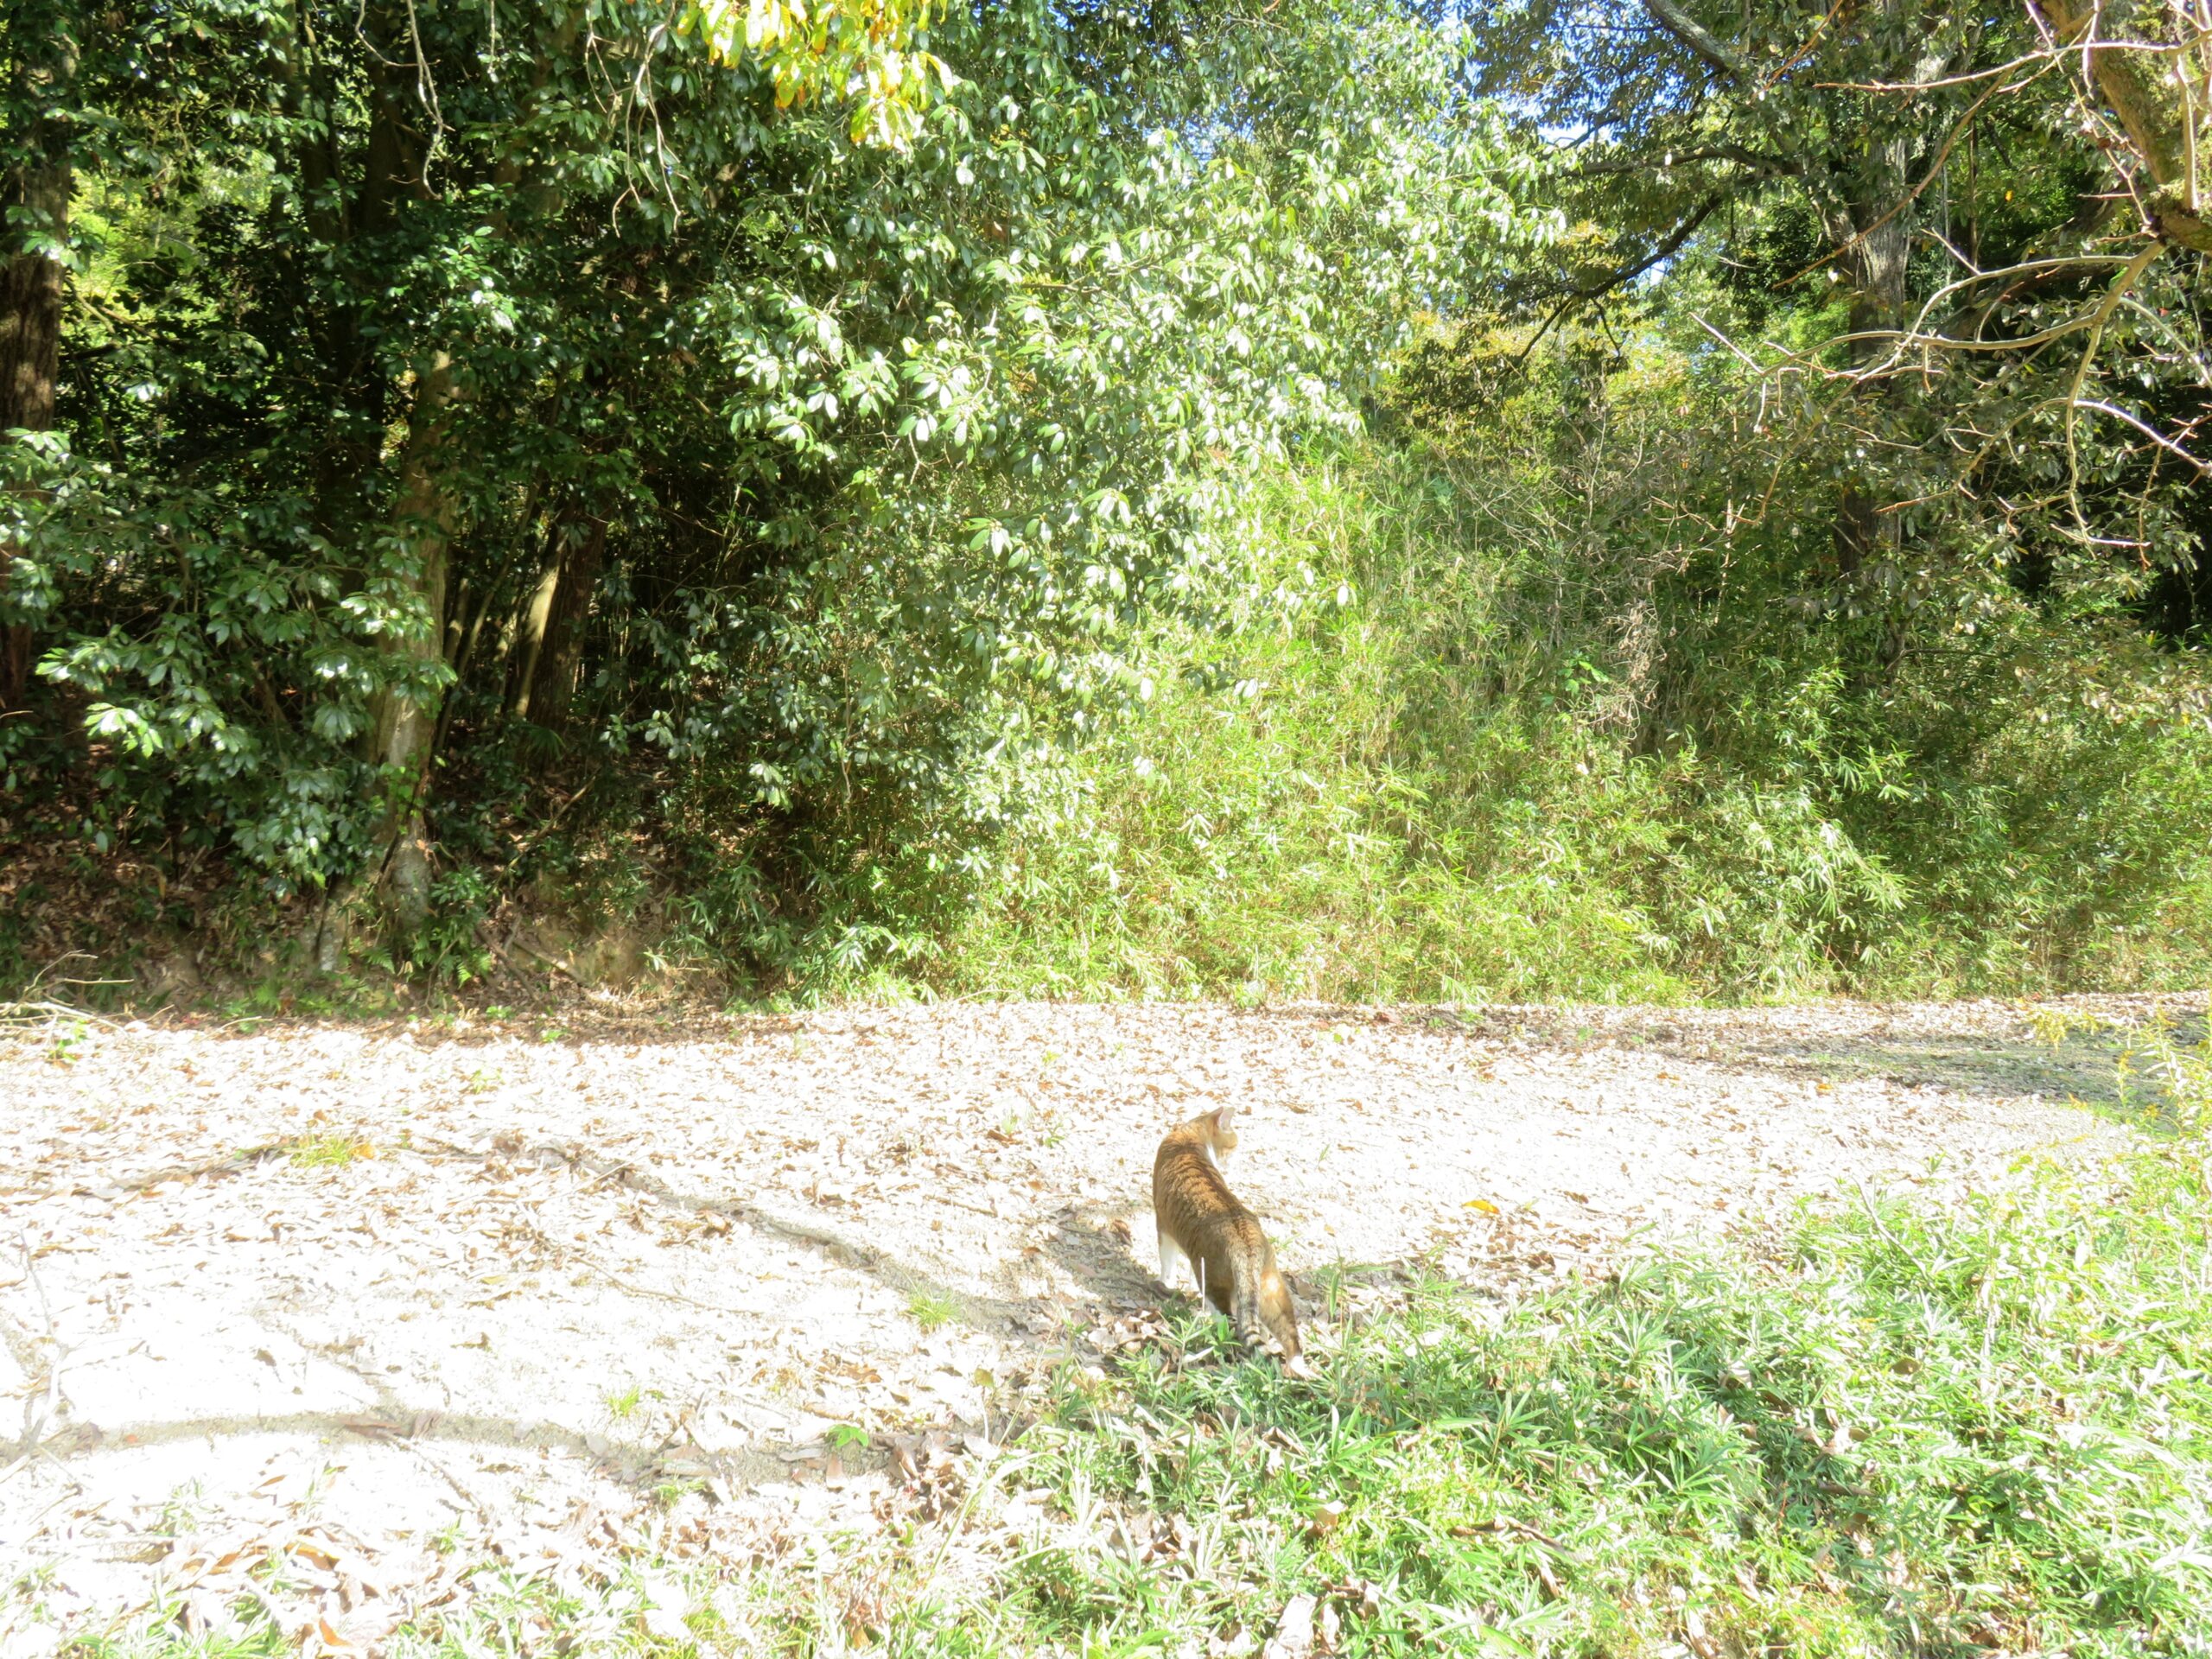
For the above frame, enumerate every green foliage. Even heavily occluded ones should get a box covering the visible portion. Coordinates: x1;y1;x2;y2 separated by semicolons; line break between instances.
6;0;2210;1002
3;0;1531;907
943;453;1687;1001
680;0;954;149
361;307;2212;1005
357;867;497;986
1465;1;2212;658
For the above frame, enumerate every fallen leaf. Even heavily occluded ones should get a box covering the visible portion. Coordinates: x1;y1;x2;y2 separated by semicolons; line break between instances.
1260;1593;1316;1659
641;1605;691;1643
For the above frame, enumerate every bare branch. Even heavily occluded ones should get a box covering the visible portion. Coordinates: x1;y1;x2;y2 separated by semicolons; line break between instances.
2073;397;2212;472
1573;143;1807;181
2063;242;2171;536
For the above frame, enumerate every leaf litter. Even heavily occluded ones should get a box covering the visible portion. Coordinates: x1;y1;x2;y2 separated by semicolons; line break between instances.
0;993;2177;1652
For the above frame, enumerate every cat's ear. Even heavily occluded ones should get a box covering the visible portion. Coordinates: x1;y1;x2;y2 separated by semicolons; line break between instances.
1212;1104;1237;1134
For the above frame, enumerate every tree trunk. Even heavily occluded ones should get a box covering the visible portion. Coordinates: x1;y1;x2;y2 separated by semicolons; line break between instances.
2039;0;2212;256
293;3;423;531
0;35;73;712
524;515;606;737
1834;165;1911;581
365;353;456;931
508;522;565;718
1831;28;1948;619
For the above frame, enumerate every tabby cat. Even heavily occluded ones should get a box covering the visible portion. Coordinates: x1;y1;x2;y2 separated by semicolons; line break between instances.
1151;1105;1301;1361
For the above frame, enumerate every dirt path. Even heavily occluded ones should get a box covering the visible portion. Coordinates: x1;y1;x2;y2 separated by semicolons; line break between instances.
0;995;2177;1650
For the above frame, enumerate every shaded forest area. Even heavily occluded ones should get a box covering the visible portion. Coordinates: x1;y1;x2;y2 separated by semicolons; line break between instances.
3;0;2209;1004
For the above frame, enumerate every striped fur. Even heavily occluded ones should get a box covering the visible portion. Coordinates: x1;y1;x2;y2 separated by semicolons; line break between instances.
1150;1106;1300;1361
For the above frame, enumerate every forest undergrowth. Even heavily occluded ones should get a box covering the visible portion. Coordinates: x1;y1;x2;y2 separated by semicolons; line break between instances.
469;353;2212;1008
941;442;2212;1006
12;402;2212;1012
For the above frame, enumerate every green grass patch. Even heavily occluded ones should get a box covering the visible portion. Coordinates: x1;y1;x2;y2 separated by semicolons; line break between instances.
71;1562;846;1659
603;1383;645;1421
910;1291;962;1332
285;1134;375;1169
990;1139;2212;1655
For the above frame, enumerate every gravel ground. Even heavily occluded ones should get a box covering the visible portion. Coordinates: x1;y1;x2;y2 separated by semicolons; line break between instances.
0;994;2184;1651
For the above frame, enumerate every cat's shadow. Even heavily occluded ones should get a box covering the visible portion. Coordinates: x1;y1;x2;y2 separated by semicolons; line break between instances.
1035;1199;1414;1341
1037;1198;1169;1312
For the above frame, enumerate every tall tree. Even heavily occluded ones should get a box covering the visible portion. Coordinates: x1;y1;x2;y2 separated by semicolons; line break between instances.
1470;0;2212;632
0;0;76;709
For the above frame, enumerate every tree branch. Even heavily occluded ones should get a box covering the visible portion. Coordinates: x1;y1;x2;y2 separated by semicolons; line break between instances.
2037;0;2212;253
1573;143;1807;181
1643;0;1742;80
1514;194;1724;366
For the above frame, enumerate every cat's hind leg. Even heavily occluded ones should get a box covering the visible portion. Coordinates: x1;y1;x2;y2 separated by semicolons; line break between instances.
1156;1228;1188;1291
